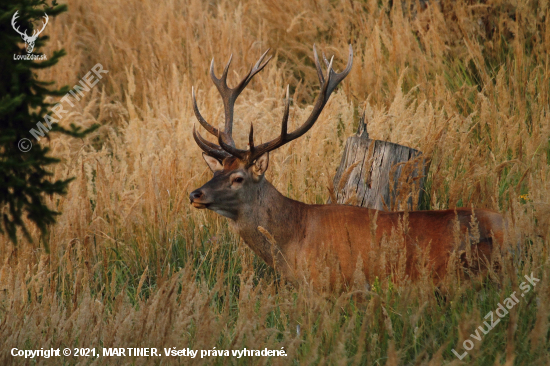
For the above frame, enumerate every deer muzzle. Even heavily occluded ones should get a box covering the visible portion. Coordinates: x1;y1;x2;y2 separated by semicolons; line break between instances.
189;189;209;209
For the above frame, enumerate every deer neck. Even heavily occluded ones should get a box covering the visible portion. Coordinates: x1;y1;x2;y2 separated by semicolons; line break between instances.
233;179;306;272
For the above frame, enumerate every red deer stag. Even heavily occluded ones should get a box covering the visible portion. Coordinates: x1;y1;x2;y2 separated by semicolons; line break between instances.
189;46;505;289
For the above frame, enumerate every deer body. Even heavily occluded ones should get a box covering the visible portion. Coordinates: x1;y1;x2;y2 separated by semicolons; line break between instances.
193;157;504;287
189;46;505;288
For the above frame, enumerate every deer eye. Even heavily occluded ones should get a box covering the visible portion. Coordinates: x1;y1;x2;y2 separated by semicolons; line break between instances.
232;177;244;184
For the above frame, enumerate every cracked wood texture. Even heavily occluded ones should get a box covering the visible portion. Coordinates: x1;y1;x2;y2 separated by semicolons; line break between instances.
330;121;426;211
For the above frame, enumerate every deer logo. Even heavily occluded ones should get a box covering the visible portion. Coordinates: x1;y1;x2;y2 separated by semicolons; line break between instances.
11;11;48;54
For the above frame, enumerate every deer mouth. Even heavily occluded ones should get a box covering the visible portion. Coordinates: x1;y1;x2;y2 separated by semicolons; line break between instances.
191;202;210;209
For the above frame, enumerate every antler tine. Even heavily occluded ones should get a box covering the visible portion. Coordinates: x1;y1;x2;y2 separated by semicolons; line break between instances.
313;44;325;85
193;125;231;161
221;54;233;86
325;56;335;82
280;85;290;138
246;45;353;164
249;124;255;152
192;86;219;137
322;51;333;69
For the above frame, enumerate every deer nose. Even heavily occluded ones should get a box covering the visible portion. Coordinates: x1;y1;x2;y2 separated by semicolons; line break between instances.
189;190;204;203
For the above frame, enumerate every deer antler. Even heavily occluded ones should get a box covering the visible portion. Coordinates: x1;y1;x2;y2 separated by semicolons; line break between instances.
244;44;352;163
11;11;28;38
32;13;48;38
193;45;353;165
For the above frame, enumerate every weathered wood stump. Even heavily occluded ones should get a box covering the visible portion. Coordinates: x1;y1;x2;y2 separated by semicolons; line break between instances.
329;114;426;211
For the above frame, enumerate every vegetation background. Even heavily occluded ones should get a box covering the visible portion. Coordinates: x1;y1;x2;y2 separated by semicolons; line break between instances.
1;0;550;364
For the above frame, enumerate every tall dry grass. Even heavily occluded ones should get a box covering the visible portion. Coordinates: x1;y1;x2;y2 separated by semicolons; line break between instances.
2;0;550;364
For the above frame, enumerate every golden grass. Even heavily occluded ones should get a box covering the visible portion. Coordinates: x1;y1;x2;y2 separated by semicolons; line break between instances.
2;0;550;364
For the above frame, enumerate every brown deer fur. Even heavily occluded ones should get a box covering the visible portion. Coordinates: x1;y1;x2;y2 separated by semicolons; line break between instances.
191;156;505;288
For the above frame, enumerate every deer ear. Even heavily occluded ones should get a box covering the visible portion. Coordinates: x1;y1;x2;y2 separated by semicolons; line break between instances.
202;153;224;172
251;152;269;179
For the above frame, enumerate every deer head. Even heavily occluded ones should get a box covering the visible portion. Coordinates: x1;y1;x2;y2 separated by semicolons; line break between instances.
11;11;49;53
189;45;353;219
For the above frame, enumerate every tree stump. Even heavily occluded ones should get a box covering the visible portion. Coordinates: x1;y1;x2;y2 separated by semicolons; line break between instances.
329;114;427;211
